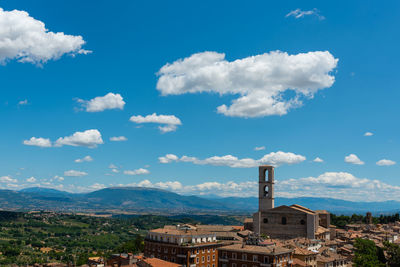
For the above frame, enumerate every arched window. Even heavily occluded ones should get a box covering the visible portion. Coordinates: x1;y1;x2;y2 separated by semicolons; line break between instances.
263;218;268;224
282;217;287;225
263;185;269;197
300;219;305;225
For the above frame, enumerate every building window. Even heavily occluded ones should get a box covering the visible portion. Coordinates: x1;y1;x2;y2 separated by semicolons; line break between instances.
282;217;287;225
232;264;237;267
242;254;247;260
213;255;215;260
300;219;305;225
253;255;258;262
208;255;210;261
232;253;237;259
241;265;247;267
164;248;168;253
263;218;268;223
197;257;199;263
264;257;269;263
202;256;205;263
172;248;176;254
213;248;216;252
197;249;199;254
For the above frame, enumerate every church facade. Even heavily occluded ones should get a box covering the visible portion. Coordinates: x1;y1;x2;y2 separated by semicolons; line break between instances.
253;166;331;240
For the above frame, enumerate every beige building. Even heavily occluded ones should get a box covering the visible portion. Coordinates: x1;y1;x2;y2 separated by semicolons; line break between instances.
253;166;331;240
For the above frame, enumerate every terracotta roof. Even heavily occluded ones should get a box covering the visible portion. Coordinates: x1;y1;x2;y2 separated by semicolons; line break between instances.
150;228;213;236
140;257;181;267
294;247;318;256
292;258;307;267
290;204;316;214
218;243;293;255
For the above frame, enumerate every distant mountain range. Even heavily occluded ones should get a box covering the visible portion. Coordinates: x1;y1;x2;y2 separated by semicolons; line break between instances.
0;187;396;215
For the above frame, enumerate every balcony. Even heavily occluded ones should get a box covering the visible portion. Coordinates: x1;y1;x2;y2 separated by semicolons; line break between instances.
177;254;187;258
260;264;272;267
190;254;196;258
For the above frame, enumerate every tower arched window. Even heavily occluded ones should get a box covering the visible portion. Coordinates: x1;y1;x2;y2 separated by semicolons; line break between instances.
281;217;287;225
300;219;305;225
263;218;268;224
263;185;269;197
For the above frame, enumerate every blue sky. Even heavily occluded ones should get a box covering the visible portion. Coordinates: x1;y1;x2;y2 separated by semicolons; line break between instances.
1;0;400;201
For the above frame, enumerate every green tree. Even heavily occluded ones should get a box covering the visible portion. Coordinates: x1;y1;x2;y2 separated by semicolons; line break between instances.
384;241;400;267
354;238;385;267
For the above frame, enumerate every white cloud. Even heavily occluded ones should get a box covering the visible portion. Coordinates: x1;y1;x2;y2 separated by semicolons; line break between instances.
77;93;125;112
74;155;93;163
254;146;266;151
109;164;118;169
110;136;127;142
88;183;106;190
278;172;400;201
26;177;36;183
130;113;182;133
123;168;150;176
313;157;324;163
23;137;52;147
344;154;364;165
159;151;305;168
121;171;400;201
0;7;90;65
55;129;103;148
52;175;64;181
0;176;17;183
111;168;119;173
376;159;396;166
364;132;374;136
18;99;28;105
64;170;88;177
286;8;325;20
156;51;337;117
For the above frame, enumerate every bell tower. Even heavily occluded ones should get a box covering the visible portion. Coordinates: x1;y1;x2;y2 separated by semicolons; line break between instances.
259;165;274;212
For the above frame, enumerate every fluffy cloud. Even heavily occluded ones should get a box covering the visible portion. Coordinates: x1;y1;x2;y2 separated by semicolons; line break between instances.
122;171;400;201
376;159;396;166
0;8;90;65
364;132;374;136
130;113;182;133
74;155;93;163
344;154;364;165
55;129;103;148
159;151;306;168
0;176;17;183
23;137;52;147
254;146;266;151
77;93;125;112
278;172;400;201
64;170;88;177
156;51;337;117
18;99;28;105
123;168;150;176
26;177;36;183
313;157;324;163
110;136;127;142
286;8;325;20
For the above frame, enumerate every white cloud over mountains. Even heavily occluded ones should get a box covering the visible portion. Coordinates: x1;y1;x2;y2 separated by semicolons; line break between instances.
344;154;364;165
24;129;103;148
130;113;182;133
0;8;90;65
159;151;306;168
77;93;125;112
157;51;338;117
118;171;400;201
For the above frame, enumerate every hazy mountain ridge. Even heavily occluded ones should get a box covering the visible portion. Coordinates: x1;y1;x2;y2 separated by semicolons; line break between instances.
2;187;396;215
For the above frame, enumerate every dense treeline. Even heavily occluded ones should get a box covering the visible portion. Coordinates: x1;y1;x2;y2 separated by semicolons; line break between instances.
0;211;241;266
331;213;400;228
354;238;400;267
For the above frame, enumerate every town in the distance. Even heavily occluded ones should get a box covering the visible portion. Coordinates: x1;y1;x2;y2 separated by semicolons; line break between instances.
1;166;399;266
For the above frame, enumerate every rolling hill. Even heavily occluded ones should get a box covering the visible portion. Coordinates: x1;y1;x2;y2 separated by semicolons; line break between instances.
0;186;393;215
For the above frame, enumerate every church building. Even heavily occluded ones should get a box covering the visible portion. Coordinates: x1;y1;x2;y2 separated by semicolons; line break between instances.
253;166;331;240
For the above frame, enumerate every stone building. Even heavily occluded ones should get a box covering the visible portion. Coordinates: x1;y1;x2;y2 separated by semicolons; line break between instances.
253;166;331;240
144;225;224;267
218;243;293;267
